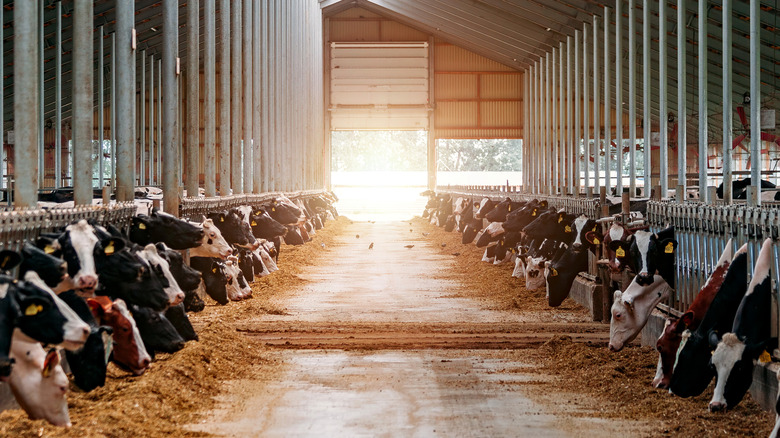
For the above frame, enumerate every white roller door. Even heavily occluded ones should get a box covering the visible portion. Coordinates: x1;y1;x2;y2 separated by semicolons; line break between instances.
330;42;430;130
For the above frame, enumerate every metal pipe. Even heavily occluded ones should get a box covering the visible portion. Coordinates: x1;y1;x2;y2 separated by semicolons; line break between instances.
253;0;262;193
545;53;550;194
116;0;135;201
677;0;687;199
265;0;274;191
722;0;732;203
111;33;117;192
219;0;231;195
72;0;93;206
615;1;623;195
231;0;243;193
186;0;200;198
643;0;651;195
14;0;39;207
162;0;178;214
574;32;580;194
534;62;539;192
524;70;530;190
698;0;708;203
149;55;154;186
629;0;636;197
559;42;564;192
659;0;668;196
552;48;558;193
158;59;162;186
593;15;600;192
749;0;760;206
204;0;217;197
55;2;62;190
99;26;105;189
583;24;590;189
243;0;253;193
39;0;44;189
140;52;146;187
603;6;611;194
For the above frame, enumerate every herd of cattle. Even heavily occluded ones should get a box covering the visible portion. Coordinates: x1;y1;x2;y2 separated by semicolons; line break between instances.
0;193;338;427
423;191;780;434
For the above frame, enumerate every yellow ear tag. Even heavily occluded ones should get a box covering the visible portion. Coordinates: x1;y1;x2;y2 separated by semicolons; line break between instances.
272;207;276;212
550;268;558;277
564;225;572;233
593;237;600;244
531;209;537;217
1;256;9;269
665;242;674;254
138;223;147;230
104;242;115;255
220;217;224;222
592;225;598;232
616;247;626;258
44;245;55;254
251;221;258;226
212;268;217;274
558;215;563;223
507;206;511;212
759;350;772;363
25;304;43;316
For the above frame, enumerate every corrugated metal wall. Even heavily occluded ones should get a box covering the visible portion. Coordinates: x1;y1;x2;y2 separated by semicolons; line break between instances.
328;7;523;140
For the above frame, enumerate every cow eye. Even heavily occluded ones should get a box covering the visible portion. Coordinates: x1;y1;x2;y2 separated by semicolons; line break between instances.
615;313;622;319
210;232;216;238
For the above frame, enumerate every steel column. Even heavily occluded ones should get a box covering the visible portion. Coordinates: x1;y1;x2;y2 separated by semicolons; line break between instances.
149;55;154;185
162;0;179;214
99;26;105;188
659;0;668;196
186;0;200;198
231;0;243;194
749;0;760;205
219;0;231;195
545;53;550;194
140;52;146;186
559;43;564;193
603;6;611;194
111;33;116;192
204;0;217;197
262;0;271;191
574;32;580;193
157;59;163;187
253;0;262;193
72;0;93;206
243;0;253;193
615;1;623;195
428;37;437;191
698;0;708;203
722;0;732;203
643;0;651;193
524;70;530;190
55;2;62;189
116;0;135;201
14;0;39;207
38;0;44;189
628;0;636;197
593;15;600;192
552;48;558;193
677;0;687;198
583;24;590;189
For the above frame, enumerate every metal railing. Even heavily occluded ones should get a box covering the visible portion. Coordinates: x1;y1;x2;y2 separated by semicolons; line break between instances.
436;185;600;219
178;189;327;221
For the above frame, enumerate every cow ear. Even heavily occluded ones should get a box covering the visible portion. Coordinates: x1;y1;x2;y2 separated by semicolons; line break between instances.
42;349;59;378
613;290;622;302
101;238;125;256
133;216;150;231
708;331;722;348
660;239;677;255
608;241;625;252
0;251;22;271
679;311;694;330
584;231;601;245
86;298;106;319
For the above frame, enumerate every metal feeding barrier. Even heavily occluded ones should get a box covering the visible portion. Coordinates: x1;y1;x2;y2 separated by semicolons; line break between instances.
0;202;137;252
178;190;328;222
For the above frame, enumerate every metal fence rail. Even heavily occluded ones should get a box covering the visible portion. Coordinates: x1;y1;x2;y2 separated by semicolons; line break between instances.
436;185;600;219
178;189;327;221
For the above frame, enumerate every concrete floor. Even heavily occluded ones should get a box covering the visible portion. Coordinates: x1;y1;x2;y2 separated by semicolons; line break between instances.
191;221;647;437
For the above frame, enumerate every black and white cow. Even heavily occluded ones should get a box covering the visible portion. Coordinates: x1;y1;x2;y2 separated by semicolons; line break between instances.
130;304;185;358
190;257;230;305
129;210;204;250
544;215;600;307
57;291;112;392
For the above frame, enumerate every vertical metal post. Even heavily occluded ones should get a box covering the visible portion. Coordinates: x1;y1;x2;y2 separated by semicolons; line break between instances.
116;0;135;201
615;1;623;195
428;37;437;191
534;63;539;192
231;0;243;193
253;0;262;193
219;0;231;195
205;0;217;197
559;42;565;192
545;53;551;194
603;6;611;194
749;0;761;206
243;0;253;193
677;0;687;199
111;33;116;192
149;55;154;185
659;0;668;196
574;32;580;194
186;0;200;198
162;0;179;214
262;0;271;191
643;0;651;194
72;0;93;206
593;15;601;192
99;26;105;188
14;0;39;207
722;0;733;203
628;0;636;197
524;70;530;190
583;24;590;189
157;59;162;186
698;0;708;203
38;0;44;189
140;52;146;186
552;48;558;193
55;2;62;189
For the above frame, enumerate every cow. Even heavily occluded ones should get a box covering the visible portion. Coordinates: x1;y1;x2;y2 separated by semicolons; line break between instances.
474;199;498;220
164;303;199;342
190;257;230;305
57;291;112;392
224;256;252;301
523;210;577;243
524;239;566;290
461;216;484;244
19;243;72;293
47;220;103;294
130;304;186;358
669;244;749;398
208;208;259;250
503;201;545;233
602;222;636;280
709;238;775;411
485;198;524;223
88;297;151;376
7;336;71;426
476;221;506;248
716;177;776;200
22;271;91;351
135;244;186;306
155;243;202;292
129;210;204;249
608;274;673;352
249;208;288;240
189;219;233;259
266;197;304;225
545;215;601;307
652;241;734;389
628;227;677;288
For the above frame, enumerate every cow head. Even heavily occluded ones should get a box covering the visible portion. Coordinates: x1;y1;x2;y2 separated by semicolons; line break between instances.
156;243;202;292
602;223;634;277
189;219;232;259
485;198;523;223
130;304;185;358
250;208;288;240
545;244;589;307
9;339;71;427
136;244;185;306
20;243;71;293
89;297;151;376
129;210;204;250
164;303;199;342
570;215;599;252
190;257;229;305
266;198;303;225
608;275;672;352
629;228;677;287
52;220;100;294
523;210;577;243
475;199;497;219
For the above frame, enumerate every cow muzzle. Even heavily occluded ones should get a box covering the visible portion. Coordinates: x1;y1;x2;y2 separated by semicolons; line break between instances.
708;401;727;412
636;273;654;286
